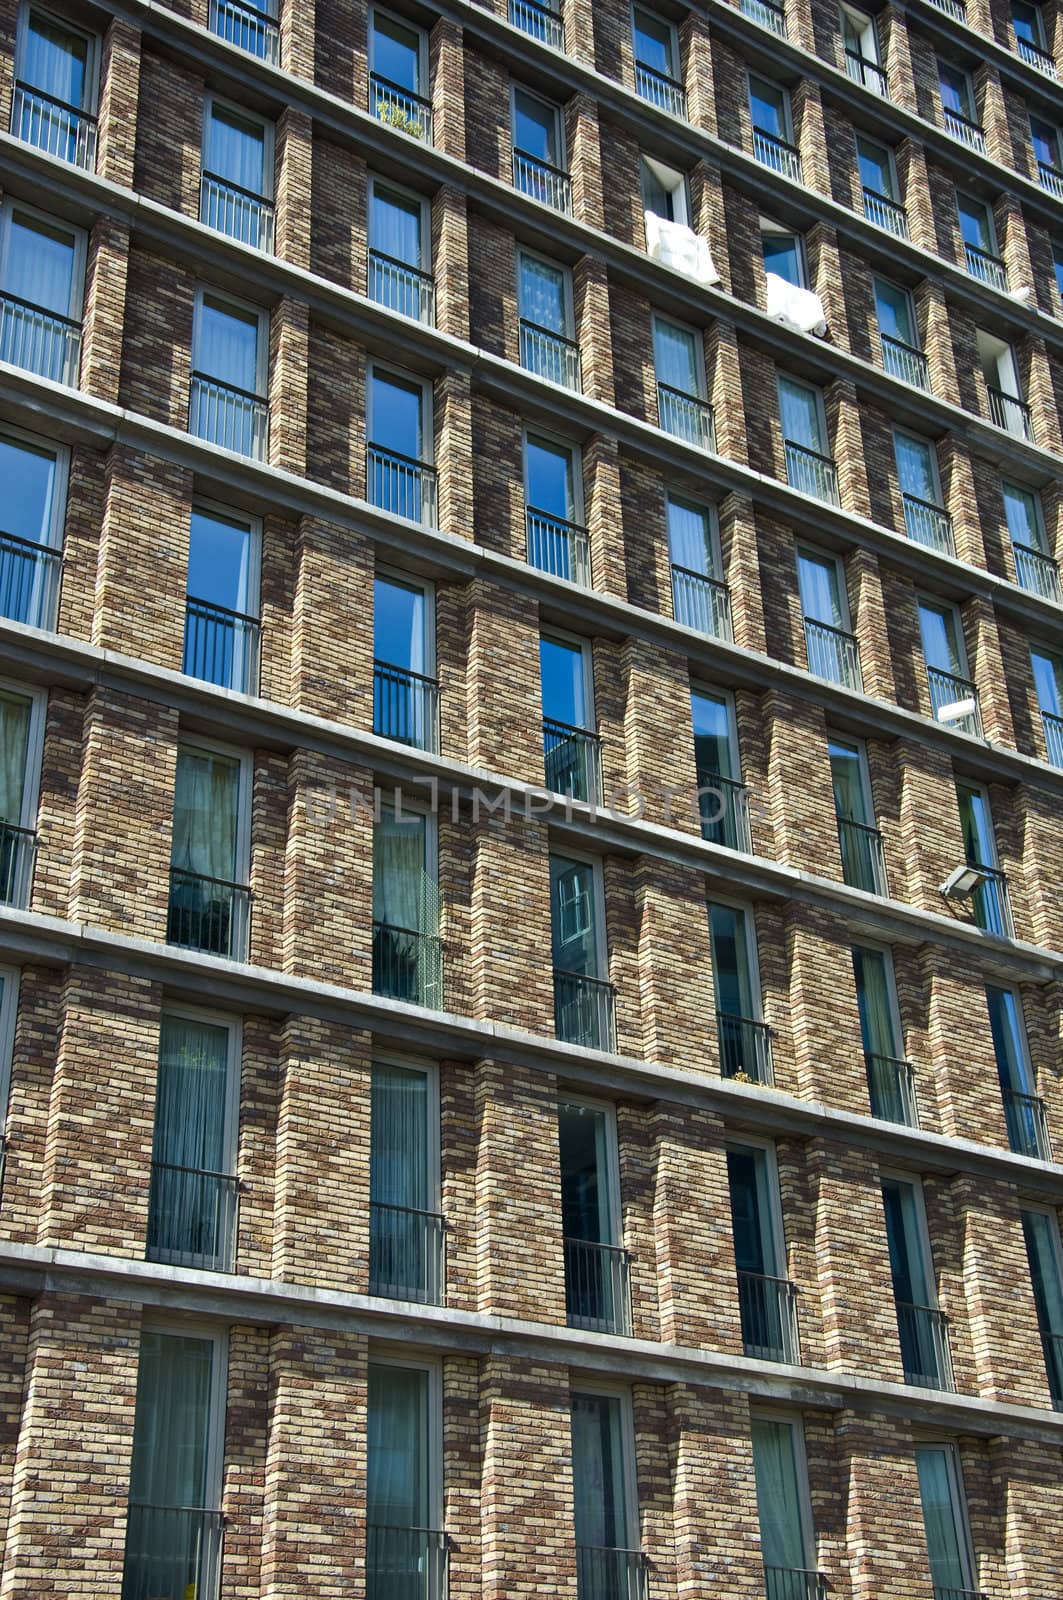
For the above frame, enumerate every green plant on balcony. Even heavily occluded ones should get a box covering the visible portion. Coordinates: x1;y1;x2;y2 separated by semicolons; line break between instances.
374;98;425;138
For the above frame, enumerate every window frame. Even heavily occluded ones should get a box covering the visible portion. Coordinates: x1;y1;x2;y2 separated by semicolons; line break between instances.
747;69;795;144
795;542;852;632
707;895;764;1024
510;81;566;168
985;983;1035;1096
516;247;574;338
725;1132;788;1280
367;361;435;466
937;58;977;121
368;5;429;95
666;491;723;579
851;939;904;1058
1020;1202;1063;1330
15;2;99;115
366;1349;444;1532
913;1438;979;1595
540;627;596;731
652;310;707;399
827;729;875;826
856;133;899;199
631;2;680;77
549;846;609;979
748;1408;817;1573
371;1053;442;1216
956;779;1000;871
156;1004;243;1181
191;286;268;399
640;153;690;227
880;1169;940;1308
0;197;85;319
201;93;275;203
173;735;253;887
916;594;970;680
873;274;919;348
0;419;68;550
0;677;47;833
135;1320;229;1512
374;564;436;678
778;373;830;455
568;1380;641;1552
839;1;880;63
188;497;262;619
368;173;431;271
691;682;742;781
956;191;999;256
1001;479;1047;554
522;428;585;523
558;1093;624;1251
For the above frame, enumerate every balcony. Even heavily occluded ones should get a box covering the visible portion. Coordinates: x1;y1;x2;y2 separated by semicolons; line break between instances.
526;506;591;586
1042;708;1063;766
804;618;862;689
881;333;930;390
373;660;440;753
752;126;802;182
189;373;268;459
716;1012;773;1084
926;665;981;737
737;1269;801;1363
146;1161;239;1271
964;242;1008;292
184;598;261;695
0;291;80;386
513;148;572;212
1012;541;1061;602
969;862;1013;937
933;1590;988;1600
865;1053;919;1127
845;51;887;94
837;816;888;895
543;718;602;803
367;443;437;526
554;969;617;1052
765;1569;828;1600
634;61;687;118
123;1504;223;1600
209;0;278;61
369;1200;445;1303
784;440;839;504
698;774;752;853
743;0;787;33
943;106;986;152
11;82;96;168
510;0;564;49
201;171;274;251
520;318;581;389
902;493;955;555
372;921;443;1009
862;187;909;238
369;74;433;142
0;823;36;909
927;0;965;14
1002;1088;1051;1161
564;1237;632;1334
657;383;715;450
672;565;732;640
167;867;251;960
896;1300;954;1389
368;250;435;325
576;1545;648;1600
1015;35;1058;75
1042;1329;1063;1408
0;529;61;630
986;385;1031;439
366;1526;447;1600
1037;161;1063;199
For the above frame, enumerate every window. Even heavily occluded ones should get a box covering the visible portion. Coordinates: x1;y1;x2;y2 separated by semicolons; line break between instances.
829;735;887;895
709;902;771;1082
956;783;1012;936
841;4;886;92
1031;116;1063;194
369;178;433;324
366;1360;445;1600
779;378;838;504
370;1060;443;1303
518;251;579;389
761;219;806;288
632;7;685;115
653;315;713;449
875;279;929;390
369;9;431;141
797;547;859;688
1003;482;1059;601
541;633;599;803
957;193;1007;290
729;1145;797;1360
147;1012;239;1271
570;1390;643;1594
1020;1207;1063;1407
749;75;801;181
857;136;908;236
374;571;437;751
12;6;97;167
0;685;42;909
167;742;251;959
693;690;748;850
853;947;917;1125
938;61;984;150
551;853;614;1050
986;986;1048;1158
640;154;689;225
976;330;1029;438
210;0;278;62
894;431;952;552
123;1328;225;1600
750;1416;818;1592
190;291;268;459
0;970;16;1149
201;98;273;251
372;800;442;1008
918;600;980;736
1012;0;1056;72
512;86;570;211
510;0;563;49
524;432;588;585
1031;646;1063;765
1054;242;1063;303
559;1101;629;1333
0;424;65;629
881;1175;953;1388
915;1444;979;1599
184;503;260;694
0;201;82;385
668;495;731;639
367;366;435;525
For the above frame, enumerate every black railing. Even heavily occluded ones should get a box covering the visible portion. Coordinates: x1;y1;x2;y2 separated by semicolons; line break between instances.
554;969;617;1051
372;921;444;1009
969;862;1013;938
942;105;986;152
209;0;277;59
0;823;36;910
367;443;437;525
1042;1329;1063;1409
657;382;715;450
200;171;274;251
576;1544;649;1600
167;867;251;960
716;1011;773;1084
896;1300;954;1389
926;665;981;737
122;1504;223;1600
752;125;802;181
865;1053;919;1127
369;249;435;324
369;74;433;142
0;290;81;386
635;59;687;117
964;241;1008;291
520;318;581;388
671;564;732;639
932;1589;988;1600
1012;541;1061;602
698;772;752;852
365;1525;448;1600
146;1162;239;1271
510;0;564;48
902;492;954;555
862;186;909;238
543;717;602;803
837;816;888;895
513;147;572;211
785;439;839;504
1042;709;1063;768
987;385;1031;439
526;506;591;585
369;1200;445;1303
1015;33;1058;75
764;1569;828;1600
743;0;787;36
0;529;61;630
184;597;260;694
1002;1088;1052;1161
844;50;887;93
737;1269;800;1362
564;1237;632;1334
12;80;97;168
804;617;861;689
374;660;440;752
881;332;930;390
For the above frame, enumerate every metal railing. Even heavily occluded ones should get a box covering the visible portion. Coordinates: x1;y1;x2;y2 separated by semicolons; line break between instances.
657;382;715;450
926;665;981;737
1002;1088;1051;1161
209;0;278;61
184;598;260;694
635;60;687;117
189;373;268;459
526;506;591;586
902;493;954;554
969;862;1013;937
369;74;433;142
964;242;1008;291
11;82;97;168
167;867;251;960
510;0;564;49
146;1162;239;1271
896;1300;954;1389
122;1504;224;1600
554;969;617;1052
1037;161;1063;199
737;1270;800;1362
865;1053;919;1127
513;148;572;212
927;0;965;13
200;171;274;251
374;661;440;752
576;1544;648;1600
372;922;444;1009
752;125;802;182
862;186;909;238
837;816;888;895
543;717;602;803
365;1525;448;1600
743;0;787;35
0;529;61;629
1015;35;1058;75
520;318;581;388
784;439;839;504
1042;709;1063;767
881;333;930;390
1042;1329;1063;1409
716;1012;773;1084
369;249;435;325
943;106;986;152
0;823;36;909
564;1237;632;1334
845;50;887;93
0;291;80;386
369;1200;445;1303
698;773;752;852
932;1589;988;1600
764;1568;828;1600
804;618;862;689
367;443;438;526
987;385;1031;439
1012;541;1061;602
672;565;732;640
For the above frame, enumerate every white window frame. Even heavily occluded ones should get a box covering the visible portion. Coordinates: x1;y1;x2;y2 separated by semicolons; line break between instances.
0;966;20;1135
652;310;707;399
874;274;918;346
374;565;436;678
840;2;880;63
192;287;268;399
174;735;253;886
938;58;976;121
522;428;584;522
540;627;595;731
0;677;47;833
188;497;262;618
137;1320;229;1511
827;729;875;826
1013;0;1047;46
368;174;431;271
707;894;764;1023
893;427;943;506
747;69;795;144
631;3;680;77
956;780;1000;870
510;81;566;168
0;197;85;319
371;1053;442;1214
640;154;690;227
550;846;609;977
881;1169;940;1308
559;1094;624;1248
367;1349;444;1531
0;419;68;550
856;133;899;199
796;543;852;632
725;1133;787;1277
201;94;275;202
157;1005;242;1179
748;1408;817;1571
851;939;904;1057
759;215;808;288
15;2;99;114
691;682;742;778
667;492;723;578
569;1381;641;1548
917;594;970;680
1001;479;1047;554
367;361;434;466
516;248;574;338
956;191;999;256
913;1439;979;1594
368;5;428;93
779;374;830;455
1020;1203;1063;1325
376;789;440;897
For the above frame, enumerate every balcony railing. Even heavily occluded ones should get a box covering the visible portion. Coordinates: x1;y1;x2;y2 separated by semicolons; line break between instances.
845;50;887;93
146;1161;239;1271
520;318;581;389
764;1568;828;1600
865;1053;919;1127
554;969;617;1052
752;126;802;182
200;172;274;251
987;385;1031;439
189;373;268;459
122;1504;224;1600
862;186;909;238
510;0;564;49
969;862;1013;937
576;1544;648;1600
564;1237;632;1334
927;0;965;14
1015;35;1058;75
1037;161;1063;199
366;1525;448;1600
716;1011;773;1084
933;1589;988;1600
367;443;437;526
372;921;443;1009
743;0;787;35
943;106;986;152
1012;541;1061;602
698;773;752;853
184;598;261;695
657;383;715;450
0;823;36;909
1042;1329;1063;1409
1042;709;1063;767
882;333;930;390
369;1200;445;1303
526;506;591;586
902;493;955;555
1002;1088;1051;1161
374;661;440;753
635;61;687;118
804;618;862;689
0;529;61;630
964;242;1008;292
926;665;981;738
672;565;733;640
0;291;80;386
11;82;97;168
513;148;572;212
784;440;839;504
368;249;435;325
544;717;602;803
369;74;433;142
167;867;251;960
837;816;888;895
896;1300;954;1389
209;0;278;61
737;1270;801;1362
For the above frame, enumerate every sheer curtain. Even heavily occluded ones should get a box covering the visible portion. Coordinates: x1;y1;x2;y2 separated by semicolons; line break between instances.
0;692;30;825
853;948;897;1057
797;553;841;627
129;1331;214;1509
519;257;565;332
197;298;259;392
371;189;422;267
206;106;266;194
750;1418;806;1571
153;1016;229;1177
918;604;958;674
367;1363;429;1528
373;809;432;932
779;379;823;451
915;1447;968;1590
171;747;240;882
371;1065;428;1211
895;435;936;500
570;1393;627;1550
4;212;76;315
667;498;715;576
653;320;698;394
24;15;87;104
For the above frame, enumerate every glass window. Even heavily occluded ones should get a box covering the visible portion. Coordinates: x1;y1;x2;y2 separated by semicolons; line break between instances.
727;1144;781;1277
540;634;590;729
187;506;257;619
1021;1209;1063;1337
985;986;1034;1097
204;101;269;199
559;1101;619;1249
550;854;601;977
750;1418;811;1578
939;62;975;119
367;1361;432;1531
1054;244;1063;300
525;434;578;520
633;6;675;74
0;689;33;832
852;947;900;1059
917;600;965;677
882;1177;933;1306
1031;116;1062;170
841;4;878;60
796;549;844;628
779;377;826;453
829;736;870;826
955;782;996;869
570;1392;636;1559
147;1015;236;1270
1031;647;1063;715
956;193;995;254
369;368;425;460
372;803;440;1005
374;573;428;675
915;1445;975;1594
193;293;262;395
513;87;561;164
692;690;736;782
14;8;96;166
370;10;423;93
0;205;81;380
708;902;756;1021
171;745;243;887
653;316;701;396
667;496;718;577
1002;482;1046;553
371;181;425;269
749;75;789;139
874;278;915;345
519;253;568;335
1013;0;1046;44
370;1063;439;1301
0;426;65;630
894;432;940;503
762;226;805;287
856;135;895;197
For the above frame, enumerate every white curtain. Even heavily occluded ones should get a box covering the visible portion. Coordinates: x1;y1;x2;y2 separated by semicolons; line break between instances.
895;434;936;501
2;436;56;545
779;378;823;452
750;1418;806;1572
570;1393;627;1550
0;691;30;825
206;106;266;194
371;188;422;267
667;498;715;575
653;318;698;394
171;747;240;882
371;1065;428;1211
852;948;897;1058
367;1363;428;1527
796;553;841;626
24;14;87;104
197;298;259;392
373;809;436;933
915;1447;968;1591
4;212;75;316
129;1331;213;1508
153;1016;229;1176
519;256;565;331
